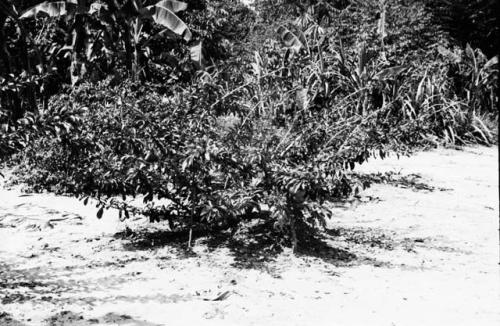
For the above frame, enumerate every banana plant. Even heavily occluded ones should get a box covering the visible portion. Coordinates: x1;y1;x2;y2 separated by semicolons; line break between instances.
20;0;193;82
107;0;192;79
0;0;40;117
20;0;96;85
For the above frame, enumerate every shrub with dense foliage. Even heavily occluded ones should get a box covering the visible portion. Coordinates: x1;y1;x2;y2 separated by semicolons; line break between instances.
1;0;498;251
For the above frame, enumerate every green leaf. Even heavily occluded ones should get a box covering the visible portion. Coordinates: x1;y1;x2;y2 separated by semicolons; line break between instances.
96;207;104;219
296;88;308;110
377;2;387;39
190;40;205;69
374;66;407;80
154;0;187;13
465;43;475;60
357;42;368;76
20;0;78;18
276;25;302;52
437;46;461;63
144;192;154;203
483;56;498;71
148;0;191;41
88;2;108;15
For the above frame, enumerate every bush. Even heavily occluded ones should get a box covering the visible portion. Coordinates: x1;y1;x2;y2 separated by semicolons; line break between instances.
3;0;498;253
10;21;417;252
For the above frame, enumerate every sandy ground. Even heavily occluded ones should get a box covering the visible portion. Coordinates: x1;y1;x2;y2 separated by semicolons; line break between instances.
0;146;499;326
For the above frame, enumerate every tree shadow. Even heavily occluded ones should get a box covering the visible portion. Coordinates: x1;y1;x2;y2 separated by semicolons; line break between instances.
114;222;281;266
324;226;398;250
45;311;162;326
114;219;363;270
0;259;197;312
0;200;84;227
0;261;152;306
114;226;198;258
204;220;285;269
0;312;29;326
294;234;356;265
356;171;447;192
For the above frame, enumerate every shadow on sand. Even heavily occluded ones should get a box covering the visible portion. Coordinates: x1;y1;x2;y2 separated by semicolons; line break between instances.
114;219;361;270
1;310;162;326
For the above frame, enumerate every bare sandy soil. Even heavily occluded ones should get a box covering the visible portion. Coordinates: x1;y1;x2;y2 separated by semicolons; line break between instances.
1;146;499;326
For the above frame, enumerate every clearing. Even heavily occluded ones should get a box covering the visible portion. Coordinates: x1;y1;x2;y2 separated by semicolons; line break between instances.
1;146;499;326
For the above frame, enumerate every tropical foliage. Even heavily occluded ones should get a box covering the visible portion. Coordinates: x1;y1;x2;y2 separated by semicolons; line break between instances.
1;0;498;252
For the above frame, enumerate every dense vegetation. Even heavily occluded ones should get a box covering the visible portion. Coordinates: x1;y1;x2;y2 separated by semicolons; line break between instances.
0;0;498;252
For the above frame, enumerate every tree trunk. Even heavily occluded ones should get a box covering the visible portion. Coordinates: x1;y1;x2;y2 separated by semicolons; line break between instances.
121;20;133;77
132;18;142;81
290;215;298;254
70;14;87;86
18;24;38;113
